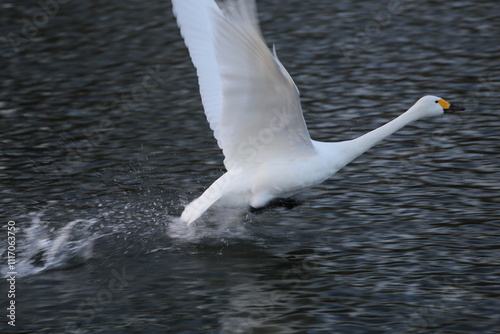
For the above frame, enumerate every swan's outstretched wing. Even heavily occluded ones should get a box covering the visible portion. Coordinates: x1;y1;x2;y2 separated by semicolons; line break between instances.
172;0;315;169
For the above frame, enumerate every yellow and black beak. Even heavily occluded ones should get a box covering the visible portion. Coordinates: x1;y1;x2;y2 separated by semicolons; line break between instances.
438;98;465;113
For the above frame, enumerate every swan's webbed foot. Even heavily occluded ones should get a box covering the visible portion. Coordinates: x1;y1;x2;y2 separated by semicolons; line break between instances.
249;197;303;214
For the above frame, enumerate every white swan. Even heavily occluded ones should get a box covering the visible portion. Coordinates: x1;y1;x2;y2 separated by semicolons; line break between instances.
172;0;464;225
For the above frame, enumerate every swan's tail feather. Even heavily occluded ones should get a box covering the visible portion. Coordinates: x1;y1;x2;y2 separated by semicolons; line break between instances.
180;173;231;225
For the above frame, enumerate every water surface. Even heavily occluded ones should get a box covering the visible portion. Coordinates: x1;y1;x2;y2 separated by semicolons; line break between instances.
1;0;499;333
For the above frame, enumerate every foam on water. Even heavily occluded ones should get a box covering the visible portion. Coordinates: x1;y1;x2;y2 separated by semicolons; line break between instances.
3;213;99;277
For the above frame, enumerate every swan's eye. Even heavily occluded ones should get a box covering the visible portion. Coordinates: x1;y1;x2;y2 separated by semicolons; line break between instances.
435;100;439;103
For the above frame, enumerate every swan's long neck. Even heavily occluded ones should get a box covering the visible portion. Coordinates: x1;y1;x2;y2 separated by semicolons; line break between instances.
337;107;422;166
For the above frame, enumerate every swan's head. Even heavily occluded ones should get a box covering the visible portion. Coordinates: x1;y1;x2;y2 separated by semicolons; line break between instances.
412;95;465;118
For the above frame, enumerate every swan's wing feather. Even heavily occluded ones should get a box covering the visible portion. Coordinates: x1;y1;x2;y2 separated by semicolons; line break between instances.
173;0;315;169
172;0;224;144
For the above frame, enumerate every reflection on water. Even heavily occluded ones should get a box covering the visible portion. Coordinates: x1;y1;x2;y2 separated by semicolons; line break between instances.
1;0;499;333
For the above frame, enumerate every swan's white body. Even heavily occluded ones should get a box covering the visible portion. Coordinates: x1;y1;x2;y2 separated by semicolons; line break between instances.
172;0;463;225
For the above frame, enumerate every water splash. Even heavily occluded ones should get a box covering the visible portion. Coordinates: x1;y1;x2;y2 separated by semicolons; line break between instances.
166;207;252;242
1;201;258;277
2;213;98;277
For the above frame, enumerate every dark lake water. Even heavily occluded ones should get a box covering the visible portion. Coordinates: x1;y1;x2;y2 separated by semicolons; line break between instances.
1;0;500;333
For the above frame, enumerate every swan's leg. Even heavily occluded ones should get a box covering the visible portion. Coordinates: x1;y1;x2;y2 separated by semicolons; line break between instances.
249;197;304;213
278;197;304;210
180;173;231;225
